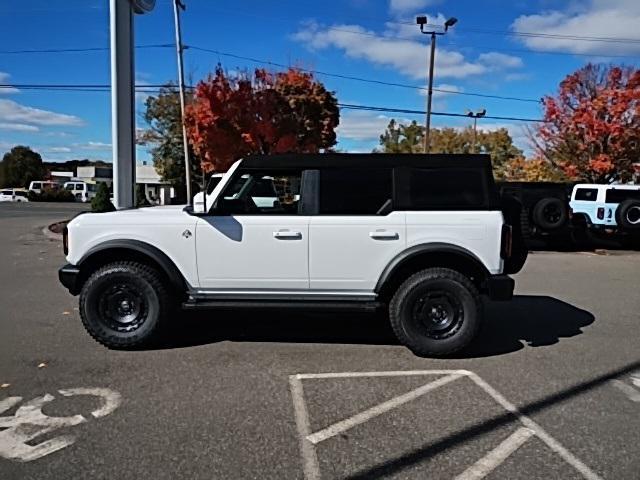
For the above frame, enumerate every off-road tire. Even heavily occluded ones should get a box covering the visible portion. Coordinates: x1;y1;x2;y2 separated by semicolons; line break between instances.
389;268;482;357
79;261;171;349
532;197;568;231
615;199;640;230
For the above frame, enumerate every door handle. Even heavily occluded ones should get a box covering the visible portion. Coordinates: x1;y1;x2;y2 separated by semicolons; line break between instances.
369;231;399;240
273;230;303;240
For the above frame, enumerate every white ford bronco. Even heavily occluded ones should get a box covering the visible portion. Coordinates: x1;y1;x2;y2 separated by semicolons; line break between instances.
59;154;527;356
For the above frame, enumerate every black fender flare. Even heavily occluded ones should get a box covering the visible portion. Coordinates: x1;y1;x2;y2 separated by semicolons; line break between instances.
78;239;188;292
375;243;490;294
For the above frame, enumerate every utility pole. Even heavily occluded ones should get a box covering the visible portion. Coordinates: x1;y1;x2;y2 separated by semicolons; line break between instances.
172;0;192;204
466;109;486;153
416;16;458;153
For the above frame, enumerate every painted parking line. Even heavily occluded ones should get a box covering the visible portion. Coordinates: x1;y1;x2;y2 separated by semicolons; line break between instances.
306;373;462;445
611;371;640;403
454;427;535;480
290;370;603;480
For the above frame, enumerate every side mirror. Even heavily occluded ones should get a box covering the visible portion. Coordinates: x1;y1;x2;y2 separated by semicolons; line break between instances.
193;192;205;213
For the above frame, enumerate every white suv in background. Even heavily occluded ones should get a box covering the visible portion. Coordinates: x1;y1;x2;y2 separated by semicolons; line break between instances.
0;188;29;202
64;181;97;203
58;154;527;357
570;183;640;231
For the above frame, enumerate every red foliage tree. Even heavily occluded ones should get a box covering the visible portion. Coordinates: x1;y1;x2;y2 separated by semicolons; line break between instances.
185;66;340;172
534;64;640;183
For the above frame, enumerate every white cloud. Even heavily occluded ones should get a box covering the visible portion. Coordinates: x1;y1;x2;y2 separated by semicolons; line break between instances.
74;141;112;151
478;52;523;69
0;123;39;132
0;99;84;127
389;0;438;15
337;111;407;141
295;23;481;79
511;0;640;55
294;23;522;80
48;147;72;153
0;72;19;95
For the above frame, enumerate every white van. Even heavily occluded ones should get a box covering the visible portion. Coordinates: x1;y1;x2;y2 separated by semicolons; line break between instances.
28;181;58;194
64;181;97;202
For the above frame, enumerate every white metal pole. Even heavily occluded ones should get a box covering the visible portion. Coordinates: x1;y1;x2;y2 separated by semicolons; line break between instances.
173;0;192;203
110;0;136;209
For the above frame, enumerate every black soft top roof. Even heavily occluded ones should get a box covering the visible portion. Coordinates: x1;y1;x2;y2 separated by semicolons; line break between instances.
241;153;492;170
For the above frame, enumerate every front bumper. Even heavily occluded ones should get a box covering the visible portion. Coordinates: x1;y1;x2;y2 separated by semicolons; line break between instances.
485;274;514;301
59;264;81;295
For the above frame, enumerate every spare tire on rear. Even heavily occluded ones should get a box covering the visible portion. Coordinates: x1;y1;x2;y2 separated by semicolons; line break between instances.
615;199;640;230
532;197;568;231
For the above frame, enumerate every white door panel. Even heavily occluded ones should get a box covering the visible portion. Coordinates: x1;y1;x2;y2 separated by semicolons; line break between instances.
196;215;309;289
309;212;406;291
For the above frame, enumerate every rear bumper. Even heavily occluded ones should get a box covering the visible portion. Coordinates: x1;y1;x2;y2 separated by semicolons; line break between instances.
485;274;514;301
59;264;81;295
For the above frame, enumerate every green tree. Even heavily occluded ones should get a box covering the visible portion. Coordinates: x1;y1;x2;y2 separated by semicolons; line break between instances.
139;84;201;202
377;120;523;179
0;146;45;188
91;182;115;212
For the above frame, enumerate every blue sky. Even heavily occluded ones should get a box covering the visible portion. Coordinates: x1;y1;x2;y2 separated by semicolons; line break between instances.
1;0;639;163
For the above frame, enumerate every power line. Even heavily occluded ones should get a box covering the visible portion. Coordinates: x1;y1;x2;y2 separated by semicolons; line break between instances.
269;0;640;44
0;83;545;122
338;103;545;122
0;44;173;54
188;46;542;103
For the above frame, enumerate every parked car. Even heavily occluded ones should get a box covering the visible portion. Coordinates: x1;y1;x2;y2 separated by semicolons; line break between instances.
58;154;527;356
28;180;59;194
497;182;573;247
64;181;97;203
0;188;29;202
570;184;640;232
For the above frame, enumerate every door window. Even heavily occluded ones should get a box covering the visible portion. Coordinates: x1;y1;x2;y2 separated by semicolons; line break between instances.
217;170;302;215
318;168;393;215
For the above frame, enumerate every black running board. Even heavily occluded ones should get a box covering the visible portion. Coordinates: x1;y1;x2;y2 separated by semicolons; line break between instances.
182;300;382;312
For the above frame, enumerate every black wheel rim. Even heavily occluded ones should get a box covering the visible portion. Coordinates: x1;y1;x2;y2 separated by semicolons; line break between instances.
543;204;562;224
410;290;464;340
98;283;148;332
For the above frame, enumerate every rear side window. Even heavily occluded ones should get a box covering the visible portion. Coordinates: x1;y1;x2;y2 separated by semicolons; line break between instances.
15;191;27;197
605;189;640;203
399;167;488;209
1;190;12;195
574;188;598;201
319;168;393;215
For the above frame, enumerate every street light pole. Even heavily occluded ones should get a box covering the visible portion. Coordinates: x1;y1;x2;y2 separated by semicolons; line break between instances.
172;0;192;204
465;108;486;153
417;16;457;154
425;32;436;154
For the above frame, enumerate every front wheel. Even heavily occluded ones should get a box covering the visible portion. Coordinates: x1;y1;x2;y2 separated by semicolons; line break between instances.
389;268;481;357
79;261;171;349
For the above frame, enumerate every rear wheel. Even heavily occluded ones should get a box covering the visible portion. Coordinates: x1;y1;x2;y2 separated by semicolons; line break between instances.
79;261;171;349
389;268;481;356
615;199;640;230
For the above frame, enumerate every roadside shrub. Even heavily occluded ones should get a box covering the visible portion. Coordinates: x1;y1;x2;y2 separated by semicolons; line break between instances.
91;182;115;212
136;184;151;207
28;189;75;202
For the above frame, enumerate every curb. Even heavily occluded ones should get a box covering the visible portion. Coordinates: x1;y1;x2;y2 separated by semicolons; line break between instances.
42;225;62;242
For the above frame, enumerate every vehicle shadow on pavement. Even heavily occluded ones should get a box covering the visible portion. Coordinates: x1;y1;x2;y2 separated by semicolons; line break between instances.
156;295;595;357
460;295;595;358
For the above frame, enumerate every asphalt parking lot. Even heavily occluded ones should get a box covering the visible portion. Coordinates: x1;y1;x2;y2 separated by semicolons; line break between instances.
1;202;639;479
